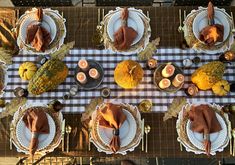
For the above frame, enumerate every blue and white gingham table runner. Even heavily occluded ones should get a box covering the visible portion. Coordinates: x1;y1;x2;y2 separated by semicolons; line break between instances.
2;48;235;113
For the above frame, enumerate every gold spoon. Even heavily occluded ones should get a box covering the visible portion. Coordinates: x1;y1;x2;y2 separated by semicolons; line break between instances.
66;125;72;153
232;128;235;156
144;125;151;153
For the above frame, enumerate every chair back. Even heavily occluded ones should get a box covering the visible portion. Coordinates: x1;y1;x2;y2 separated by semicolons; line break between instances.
11;0;72;6
174;0;232;6
95;0;153;6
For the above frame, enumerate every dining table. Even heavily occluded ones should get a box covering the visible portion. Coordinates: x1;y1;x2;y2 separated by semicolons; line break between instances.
0;6;235;159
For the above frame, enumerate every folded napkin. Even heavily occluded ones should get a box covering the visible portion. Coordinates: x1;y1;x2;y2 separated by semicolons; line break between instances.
199;2;224;46
113;8;138;51
22;108;49;156
25;8;51;52
188;104;222;155
99;103;127;152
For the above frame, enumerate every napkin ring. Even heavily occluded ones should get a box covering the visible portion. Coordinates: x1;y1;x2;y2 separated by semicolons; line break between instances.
32;132;39;138
121;20;127;26
113;129;119;136
203;133;210;141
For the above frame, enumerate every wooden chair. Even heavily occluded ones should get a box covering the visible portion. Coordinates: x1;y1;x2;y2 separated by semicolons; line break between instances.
11;0;73;6
173;0;232;6
95;0;153;6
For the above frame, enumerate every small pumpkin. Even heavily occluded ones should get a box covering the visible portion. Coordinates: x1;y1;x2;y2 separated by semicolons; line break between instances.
114;60;144;89
19;62;37;81
212;80;230;96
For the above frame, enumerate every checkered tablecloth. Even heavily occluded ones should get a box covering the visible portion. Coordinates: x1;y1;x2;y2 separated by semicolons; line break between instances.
2;48;235;113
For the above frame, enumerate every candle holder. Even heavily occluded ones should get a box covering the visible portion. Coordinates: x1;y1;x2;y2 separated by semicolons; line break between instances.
182;58;193;67
192;57;201;64
63;93;71;100
13;87;28;97
219;51;235;62
69;85;79;96
147;58;158;69
185;84;198;96
101;87;111;98
36;55;48;65
138;100;152;112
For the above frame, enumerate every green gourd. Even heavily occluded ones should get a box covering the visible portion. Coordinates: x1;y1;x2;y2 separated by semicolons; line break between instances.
28;42;74;95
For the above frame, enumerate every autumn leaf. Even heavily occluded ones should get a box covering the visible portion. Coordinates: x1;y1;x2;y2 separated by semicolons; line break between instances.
0;97;27;119
81;97;104;128
138;37;160;61
163;97;187;122
50;41;75;60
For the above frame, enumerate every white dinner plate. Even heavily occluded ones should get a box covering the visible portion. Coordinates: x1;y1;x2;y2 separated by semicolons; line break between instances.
193;9;231;45
16;113;56;151
97;109;137;148
186;113;227;152
107;10;144;45
19;14;57;45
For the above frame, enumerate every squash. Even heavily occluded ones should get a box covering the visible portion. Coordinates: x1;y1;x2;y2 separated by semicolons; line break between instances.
191;61;225;90
28;59;68;95
19;62;37;81
212;80;230;96
114;60;144;89
28;42;74;95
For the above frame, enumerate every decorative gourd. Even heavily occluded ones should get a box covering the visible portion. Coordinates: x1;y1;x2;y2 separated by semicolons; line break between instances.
212;80;230;96
191;61;225;90
114;60;144;89
28;42;75;95
18;62;37;81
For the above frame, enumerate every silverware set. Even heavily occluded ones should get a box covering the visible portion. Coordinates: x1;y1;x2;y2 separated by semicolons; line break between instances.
92;8;105;47
178;9;187;33
61;120;72;153
141;119;151;153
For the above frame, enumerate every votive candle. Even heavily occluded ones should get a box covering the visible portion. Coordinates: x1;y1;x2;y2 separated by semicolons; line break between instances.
76;72;87;84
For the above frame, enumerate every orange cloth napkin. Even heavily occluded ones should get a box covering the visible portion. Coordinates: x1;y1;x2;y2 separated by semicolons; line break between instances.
199;2;224;46
114;8;138;51
25;8;51;52
99;103;127;152
23;109;49;156
188;104;222;155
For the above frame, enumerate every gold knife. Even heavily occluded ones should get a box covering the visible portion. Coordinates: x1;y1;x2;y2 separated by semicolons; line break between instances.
229;122;232;155
61;119;65;152
141;118;145;151
10;124;13;150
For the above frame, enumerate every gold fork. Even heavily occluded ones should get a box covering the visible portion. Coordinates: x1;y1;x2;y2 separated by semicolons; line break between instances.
230;12;235;33
178;9;183;33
